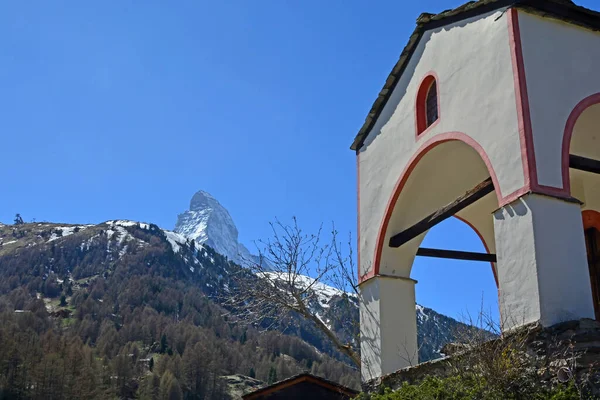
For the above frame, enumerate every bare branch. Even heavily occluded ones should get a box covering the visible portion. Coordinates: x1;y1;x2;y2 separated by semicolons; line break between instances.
220;218;361;368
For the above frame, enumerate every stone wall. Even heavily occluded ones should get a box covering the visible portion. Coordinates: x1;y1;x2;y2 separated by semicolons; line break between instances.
363;319;600;396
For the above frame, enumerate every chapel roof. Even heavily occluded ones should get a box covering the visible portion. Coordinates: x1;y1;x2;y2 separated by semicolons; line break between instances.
350;0;600;151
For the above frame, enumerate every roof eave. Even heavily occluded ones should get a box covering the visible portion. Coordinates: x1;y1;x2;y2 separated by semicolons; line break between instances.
350;0;600;152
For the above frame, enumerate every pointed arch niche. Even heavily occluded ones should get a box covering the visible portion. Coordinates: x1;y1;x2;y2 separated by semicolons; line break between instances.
415;73;441;137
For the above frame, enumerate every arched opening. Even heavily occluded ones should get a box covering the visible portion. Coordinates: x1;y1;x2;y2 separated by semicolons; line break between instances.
412;217;500;360
566;96;600;320
374;135;501;361
415;74;440;136
564;94;600;198
375;134;501;280
412;217;499;317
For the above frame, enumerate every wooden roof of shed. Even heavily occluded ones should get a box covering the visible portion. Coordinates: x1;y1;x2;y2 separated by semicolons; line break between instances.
350;0;600;152
241;373;358;400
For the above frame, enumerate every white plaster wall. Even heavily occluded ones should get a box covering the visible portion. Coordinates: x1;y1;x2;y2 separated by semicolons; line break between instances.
531;196;595;326
494;194;594;330
358;10;522;278
360;276;418;381
518;11;600;188
493;197;541;328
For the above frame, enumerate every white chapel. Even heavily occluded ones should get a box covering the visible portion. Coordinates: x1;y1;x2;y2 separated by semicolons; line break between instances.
352;0;600;381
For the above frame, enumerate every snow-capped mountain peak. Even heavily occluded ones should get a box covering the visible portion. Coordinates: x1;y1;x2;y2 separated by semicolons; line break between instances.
174;190;255;265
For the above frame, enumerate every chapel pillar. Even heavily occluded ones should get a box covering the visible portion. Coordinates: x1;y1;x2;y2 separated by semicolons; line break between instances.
360;275;418;382
493;193;595;330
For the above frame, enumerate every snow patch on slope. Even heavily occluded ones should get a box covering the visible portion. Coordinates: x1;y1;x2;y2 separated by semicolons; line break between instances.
416;304;430;322
107;220;150;230
48;225;88;242
164;231;188;254
261;272;353;307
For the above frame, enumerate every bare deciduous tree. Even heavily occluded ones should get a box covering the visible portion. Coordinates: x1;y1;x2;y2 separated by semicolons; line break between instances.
223;217;361;367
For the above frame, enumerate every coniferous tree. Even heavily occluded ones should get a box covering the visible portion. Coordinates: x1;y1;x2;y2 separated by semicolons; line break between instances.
160;333;168;354
267;366;278;384
166;377;183;400
14;213;24;225
159;371;183;400
139;373;161;400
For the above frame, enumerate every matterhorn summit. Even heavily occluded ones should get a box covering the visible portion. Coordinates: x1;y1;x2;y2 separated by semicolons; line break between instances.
174;190;256;265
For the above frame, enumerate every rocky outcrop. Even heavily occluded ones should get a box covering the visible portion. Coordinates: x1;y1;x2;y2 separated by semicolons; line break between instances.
221;375;264;399
174;190;256;265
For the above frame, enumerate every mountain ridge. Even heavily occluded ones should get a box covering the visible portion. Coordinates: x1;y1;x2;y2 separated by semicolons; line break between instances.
0;217;473;362
0;191;490;398
174;190;257;266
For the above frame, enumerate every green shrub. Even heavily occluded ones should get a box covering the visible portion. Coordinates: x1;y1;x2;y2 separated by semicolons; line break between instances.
354;376;580;400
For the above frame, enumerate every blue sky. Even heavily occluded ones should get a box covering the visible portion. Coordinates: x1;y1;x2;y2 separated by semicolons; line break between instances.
3;0;595;322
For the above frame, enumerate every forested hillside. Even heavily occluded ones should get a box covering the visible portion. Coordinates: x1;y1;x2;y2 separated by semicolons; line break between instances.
0;221;358;399
0;220;485;399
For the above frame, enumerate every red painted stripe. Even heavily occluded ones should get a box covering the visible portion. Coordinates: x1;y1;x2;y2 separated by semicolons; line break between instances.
508;8;535;192
357;153;362;282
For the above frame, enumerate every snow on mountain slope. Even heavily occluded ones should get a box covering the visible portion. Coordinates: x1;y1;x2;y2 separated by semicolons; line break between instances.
164;230;189;254
170;190;485;360
0;217;483;363
174;190;257;265
261;272;352;306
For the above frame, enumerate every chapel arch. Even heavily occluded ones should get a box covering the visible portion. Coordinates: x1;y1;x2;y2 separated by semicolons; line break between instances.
375;135;501;281
564;95;600;210
564;97;600;320
360;135;501;379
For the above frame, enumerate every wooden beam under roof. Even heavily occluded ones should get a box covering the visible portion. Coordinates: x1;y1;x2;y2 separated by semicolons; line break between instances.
570;154;600;175
388;155;598;251
389;178;494;248
416;247;497;263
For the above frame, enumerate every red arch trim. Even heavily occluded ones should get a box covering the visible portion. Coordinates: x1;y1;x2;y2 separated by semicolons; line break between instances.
508;8;535;193
363;132;507;284
454;215;499;288
562;93;600;194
